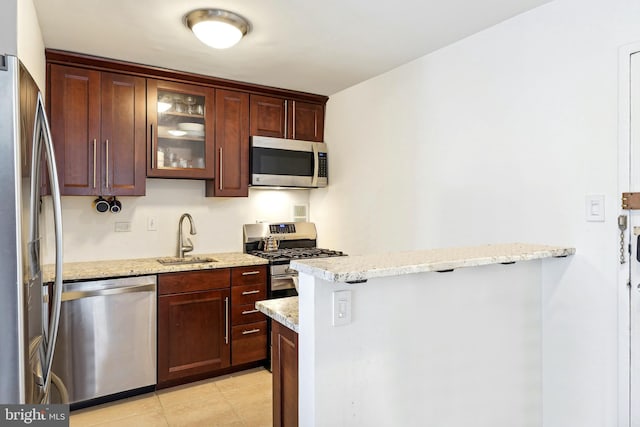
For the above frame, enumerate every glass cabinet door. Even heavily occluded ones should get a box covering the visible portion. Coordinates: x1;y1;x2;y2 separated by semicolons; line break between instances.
147;80;215;179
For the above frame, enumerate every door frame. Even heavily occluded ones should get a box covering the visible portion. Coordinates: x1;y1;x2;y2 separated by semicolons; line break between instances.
617;41;640;427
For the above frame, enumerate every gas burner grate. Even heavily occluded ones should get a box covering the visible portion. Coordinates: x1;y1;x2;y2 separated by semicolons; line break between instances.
249;248;345;262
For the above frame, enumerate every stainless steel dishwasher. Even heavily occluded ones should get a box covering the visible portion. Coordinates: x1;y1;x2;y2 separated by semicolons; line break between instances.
51;276;157;406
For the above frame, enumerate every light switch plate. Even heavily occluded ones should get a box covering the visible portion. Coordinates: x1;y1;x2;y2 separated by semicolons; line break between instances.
147;217;157;231
585;195;605;222
332;290;352;326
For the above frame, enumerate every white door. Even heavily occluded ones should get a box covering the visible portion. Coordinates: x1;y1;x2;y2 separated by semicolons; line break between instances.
629;51;640;427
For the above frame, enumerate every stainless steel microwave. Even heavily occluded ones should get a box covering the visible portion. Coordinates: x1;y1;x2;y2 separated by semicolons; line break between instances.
250;136;328;188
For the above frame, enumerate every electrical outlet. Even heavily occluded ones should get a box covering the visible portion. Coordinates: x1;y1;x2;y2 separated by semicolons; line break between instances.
114;222;132;232
147;216;157;231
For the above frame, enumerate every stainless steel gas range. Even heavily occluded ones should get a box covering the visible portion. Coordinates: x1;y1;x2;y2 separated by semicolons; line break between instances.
242;222;345;298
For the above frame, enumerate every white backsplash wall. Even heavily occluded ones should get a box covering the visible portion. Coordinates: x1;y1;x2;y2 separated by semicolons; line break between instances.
42;179;310;263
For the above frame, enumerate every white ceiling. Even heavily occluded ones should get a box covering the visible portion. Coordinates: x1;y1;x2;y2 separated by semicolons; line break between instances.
33;0;552;96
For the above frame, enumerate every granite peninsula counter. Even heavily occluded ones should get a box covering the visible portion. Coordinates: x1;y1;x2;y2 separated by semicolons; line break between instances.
290;242;575;283
287;242;575;427
256;296;299;332
256;243;575;335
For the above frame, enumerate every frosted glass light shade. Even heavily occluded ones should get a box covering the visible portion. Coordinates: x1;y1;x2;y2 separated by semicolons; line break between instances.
185;9;249;50
192;21;243;49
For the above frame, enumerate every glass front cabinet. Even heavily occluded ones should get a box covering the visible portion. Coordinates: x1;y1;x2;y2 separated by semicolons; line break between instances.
147;80;215;179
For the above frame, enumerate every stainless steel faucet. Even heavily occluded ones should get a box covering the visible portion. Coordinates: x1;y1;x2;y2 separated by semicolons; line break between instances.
177;213;196;258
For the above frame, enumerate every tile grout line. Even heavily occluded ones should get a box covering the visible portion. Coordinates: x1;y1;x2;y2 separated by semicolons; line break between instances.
211;382;240;426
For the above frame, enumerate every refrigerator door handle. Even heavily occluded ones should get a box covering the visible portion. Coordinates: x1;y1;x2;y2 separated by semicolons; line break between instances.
31;93;64;400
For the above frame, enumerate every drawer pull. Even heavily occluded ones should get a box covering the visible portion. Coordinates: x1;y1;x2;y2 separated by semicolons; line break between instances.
242;290;260;296
242;309;260;315
242;271;261;276
242;328;261;335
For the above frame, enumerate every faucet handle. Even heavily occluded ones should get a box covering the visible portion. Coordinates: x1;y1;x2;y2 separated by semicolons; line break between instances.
183;238;194;253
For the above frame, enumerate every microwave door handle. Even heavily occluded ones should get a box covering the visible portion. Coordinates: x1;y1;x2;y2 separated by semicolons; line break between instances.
311;143;319;187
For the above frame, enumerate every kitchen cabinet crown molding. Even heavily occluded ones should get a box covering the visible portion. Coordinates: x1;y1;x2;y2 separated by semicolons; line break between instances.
45;49;329;105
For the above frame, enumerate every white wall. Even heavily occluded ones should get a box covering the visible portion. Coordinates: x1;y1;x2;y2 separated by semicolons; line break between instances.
1;0;17;56
310;0;640;425
298;261;546;426
42;179;310;263
17;0;45;90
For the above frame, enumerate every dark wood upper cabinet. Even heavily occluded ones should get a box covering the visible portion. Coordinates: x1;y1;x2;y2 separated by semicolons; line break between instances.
250;95;325;142
101;73;147;195
46;50;329;197
206;89;250;197
290;100;324;142
49;64;99;196
250;95;286;138
48;64;146;196
147;79;215;179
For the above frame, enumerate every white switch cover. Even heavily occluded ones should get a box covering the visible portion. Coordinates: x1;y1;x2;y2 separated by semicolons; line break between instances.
147;216;157;231
332;290;352;326
585;195;605;222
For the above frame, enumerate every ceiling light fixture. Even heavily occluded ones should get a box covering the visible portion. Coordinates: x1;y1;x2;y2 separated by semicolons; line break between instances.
184;9;249;49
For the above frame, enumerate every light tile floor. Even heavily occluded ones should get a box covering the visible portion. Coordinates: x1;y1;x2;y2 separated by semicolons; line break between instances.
69;368;272;427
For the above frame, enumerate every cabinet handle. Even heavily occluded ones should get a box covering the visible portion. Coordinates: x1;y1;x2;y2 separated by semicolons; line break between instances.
150;124;155;169
105;139;109;188
242;270;261;276
92;139;97;189
242;328;261;335
242;290;260;296
292;100;296;139
224;296;229;345
218;147;223;190
284;99;288;138
242;309;259;315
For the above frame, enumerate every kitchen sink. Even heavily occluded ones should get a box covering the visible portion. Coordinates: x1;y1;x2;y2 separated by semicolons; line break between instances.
157;256;218;265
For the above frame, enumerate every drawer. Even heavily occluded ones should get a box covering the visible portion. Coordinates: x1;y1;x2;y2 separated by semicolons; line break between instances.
231;265;267;287
232;321;267;365
232;303;266;325
232;283;267;306
158;269;230;295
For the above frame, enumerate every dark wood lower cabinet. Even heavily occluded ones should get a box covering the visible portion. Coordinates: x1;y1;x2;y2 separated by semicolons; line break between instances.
272;321;298;427
230;265;268;366
157;288;231;386
232;321;267;365
157;267;269;389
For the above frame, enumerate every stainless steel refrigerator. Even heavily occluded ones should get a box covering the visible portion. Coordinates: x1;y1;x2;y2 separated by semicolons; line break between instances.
0;54;65;404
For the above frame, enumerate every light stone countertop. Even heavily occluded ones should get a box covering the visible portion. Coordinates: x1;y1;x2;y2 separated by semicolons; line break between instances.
290;243;575;283
42;252;268;283
256;297;299;332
